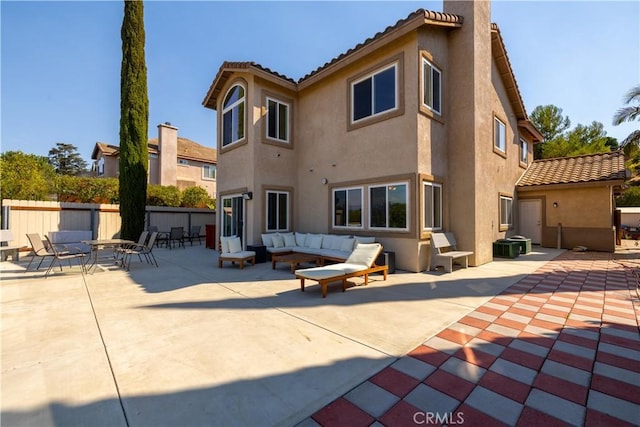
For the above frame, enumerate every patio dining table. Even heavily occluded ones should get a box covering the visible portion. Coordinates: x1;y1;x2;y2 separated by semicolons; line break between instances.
82;238;134;273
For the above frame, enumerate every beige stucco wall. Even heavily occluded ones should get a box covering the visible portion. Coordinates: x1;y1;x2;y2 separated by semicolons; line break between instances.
518;185;615;251
213;1;537;271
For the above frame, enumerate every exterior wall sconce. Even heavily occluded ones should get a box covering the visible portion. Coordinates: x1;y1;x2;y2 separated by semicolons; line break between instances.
321;178;328;185
242;191;253;200
553;202;558;208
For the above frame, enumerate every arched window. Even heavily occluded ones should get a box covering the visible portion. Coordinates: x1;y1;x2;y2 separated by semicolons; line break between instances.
222;84;245;146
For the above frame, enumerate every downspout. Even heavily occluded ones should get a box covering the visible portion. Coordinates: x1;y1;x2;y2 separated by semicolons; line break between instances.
557;223;562;249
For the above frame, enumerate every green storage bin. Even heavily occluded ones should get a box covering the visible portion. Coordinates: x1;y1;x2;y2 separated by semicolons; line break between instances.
506;237;532;254
493;240;520;258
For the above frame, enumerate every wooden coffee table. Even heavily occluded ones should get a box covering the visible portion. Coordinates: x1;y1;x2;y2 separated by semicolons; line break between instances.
272;252;321;273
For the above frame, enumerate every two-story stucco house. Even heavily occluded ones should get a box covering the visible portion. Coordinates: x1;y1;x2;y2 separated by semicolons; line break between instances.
202;1;543;272
91;123;218;197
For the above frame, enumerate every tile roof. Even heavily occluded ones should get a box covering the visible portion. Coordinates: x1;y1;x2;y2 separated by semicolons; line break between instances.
92;138;217;163
300;9;463;82
517;151;626;188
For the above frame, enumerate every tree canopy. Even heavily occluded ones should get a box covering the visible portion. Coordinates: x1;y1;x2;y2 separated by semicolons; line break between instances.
613;84;640;148
530;104;617;159
0;151;56;200
48;142;88;175
119;0;149;240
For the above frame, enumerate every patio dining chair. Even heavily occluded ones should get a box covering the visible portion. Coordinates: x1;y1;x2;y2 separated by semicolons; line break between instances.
185;225;202;246
44;235;87;278
120;231;159;270
25;233;56;272
168;226;185;249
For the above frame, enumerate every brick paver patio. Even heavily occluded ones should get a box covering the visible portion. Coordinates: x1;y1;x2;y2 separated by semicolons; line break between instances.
308;251;640;426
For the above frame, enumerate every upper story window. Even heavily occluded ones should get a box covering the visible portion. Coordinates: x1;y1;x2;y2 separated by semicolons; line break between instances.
422;59;441;115
266;97;289;143
520;139;528;164
351;63;397;123
369;182;408;231
203;164;216;180
333;187;363;229
222;84;245;147
423;181;442;231
266;190;290;232
494;116;506;154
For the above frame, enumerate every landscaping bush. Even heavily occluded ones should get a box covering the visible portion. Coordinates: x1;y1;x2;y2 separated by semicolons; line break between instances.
616;186;640;207
57;176;119;203
181;186;215;208
147;184;181;207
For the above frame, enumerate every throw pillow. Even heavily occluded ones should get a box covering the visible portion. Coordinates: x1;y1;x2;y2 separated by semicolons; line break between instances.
220;236;232;254
295;232;307;246
339;237;355;253
305;234;320;248
228;236;243;253
309;234;323;249
272;234;285;248
321;234;334;249
284;234;297;247
261;233;274;247
331;236;345;250
355;236;376;245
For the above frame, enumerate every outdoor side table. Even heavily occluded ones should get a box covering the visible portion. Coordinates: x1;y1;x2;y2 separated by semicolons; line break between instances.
247;244;267;263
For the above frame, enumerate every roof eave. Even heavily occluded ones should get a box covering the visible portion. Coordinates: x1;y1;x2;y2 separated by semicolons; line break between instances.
518;120;543;143
203;62;297;110
517;179;626;192
298;11;462;90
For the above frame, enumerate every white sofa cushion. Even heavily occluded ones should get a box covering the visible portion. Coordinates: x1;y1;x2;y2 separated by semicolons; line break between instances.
220;236;232;253
283;234;297;247
321;234;334;249
339;237;355;253
330;236;346;250
295;232;307;246
272;234;285;248
307;234;323;249
355;236;376;245
261;234;274;247
228;236;243;253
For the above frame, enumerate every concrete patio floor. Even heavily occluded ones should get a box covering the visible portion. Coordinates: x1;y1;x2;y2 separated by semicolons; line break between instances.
1;243;637;426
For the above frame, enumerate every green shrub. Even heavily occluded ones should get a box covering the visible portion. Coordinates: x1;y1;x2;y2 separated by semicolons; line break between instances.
147;184;181;207
616;186;640;207
181;186;215;208
57;176;119;203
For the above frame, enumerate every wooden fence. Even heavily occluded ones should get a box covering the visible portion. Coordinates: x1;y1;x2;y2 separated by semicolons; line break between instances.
1;199;216;249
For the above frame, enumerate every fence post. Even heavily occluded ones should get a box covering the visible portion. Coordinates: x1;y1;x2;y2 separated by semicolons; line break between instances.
1;205;9;229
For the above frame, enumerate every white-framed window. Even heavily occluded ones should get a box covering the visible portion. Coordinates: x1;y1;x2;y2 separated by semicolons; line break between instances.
203;164;216;180
351;63;397;123
222;84;245;147
500;195;513;230
423;182;442;231
266;97;289;143
494;117;506;153
266;190;289;232
178;159;189;166
520;139;528;164
369;182;408;230
422;59;441;115
149;153;158;159
333;187;363;229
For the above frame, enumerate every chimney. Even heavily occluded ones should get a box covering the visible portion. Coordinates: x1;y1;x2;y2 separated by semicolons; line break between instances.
158;122;178;187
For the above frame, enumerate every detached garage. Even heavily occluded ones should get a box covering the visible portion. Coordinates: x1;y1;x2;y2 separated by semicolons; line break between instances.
516;151;627;252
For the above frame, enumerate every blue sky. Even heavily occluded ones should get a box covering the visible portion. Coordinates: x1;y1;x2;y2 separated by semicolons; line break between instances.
2;1;638;164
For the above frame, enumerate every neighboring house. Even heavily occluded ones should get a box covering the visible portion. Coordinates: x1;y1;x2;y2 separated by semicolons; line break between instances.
517;151;627;252
91;123;217;197
202;0;544;272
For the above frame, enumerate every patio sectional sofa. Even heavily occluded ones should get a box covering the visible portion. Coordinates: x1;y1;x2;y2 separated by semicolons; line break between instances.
261;232;375;263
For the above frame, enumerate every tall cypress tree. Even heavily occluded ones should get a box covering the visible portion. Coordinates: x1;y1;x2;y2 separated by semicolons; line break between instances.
119;0;148;240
